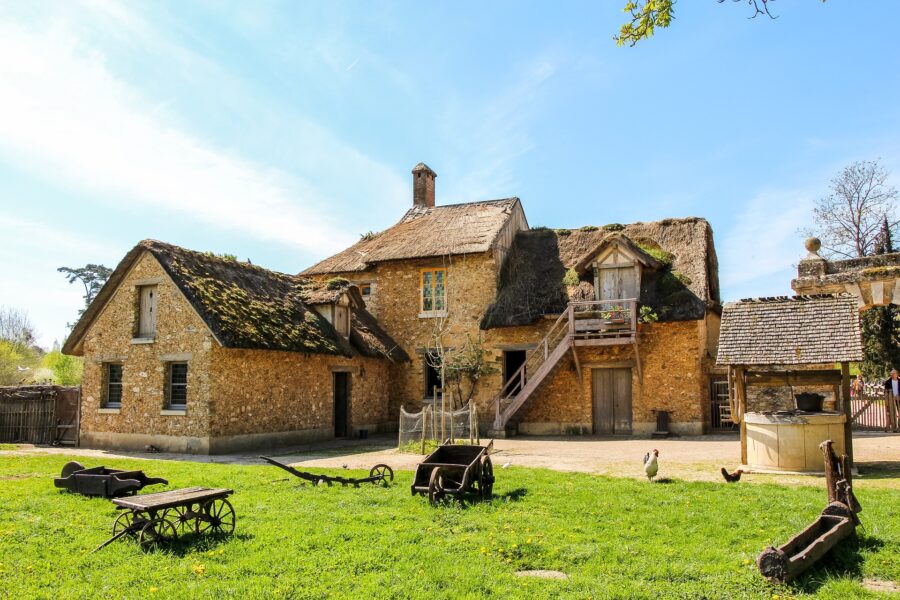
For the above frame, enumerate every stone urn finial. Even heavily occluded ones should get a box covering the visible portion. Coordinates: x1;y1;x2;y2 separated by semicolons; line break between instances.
804;237;822;257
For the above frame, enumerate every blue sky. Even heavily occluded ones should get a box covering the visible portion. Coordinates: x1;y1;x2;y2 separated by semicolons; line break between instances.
1;1;899;348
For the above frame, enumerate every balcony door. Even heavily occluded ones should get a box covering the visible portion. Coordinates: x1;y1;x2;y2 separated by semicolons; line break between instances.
597;266;638;301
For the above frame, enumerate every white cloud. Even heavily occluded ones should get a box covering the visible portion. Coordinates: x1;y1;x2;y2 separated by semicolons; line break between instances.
719;186;815;299
440;56;558;202
0;21;366;255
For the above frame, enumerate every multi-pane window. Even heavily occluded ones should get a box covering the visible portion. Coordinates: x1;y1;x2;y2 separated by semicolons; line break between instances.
420;268;446;312
166;362;188;408
104;363;123;408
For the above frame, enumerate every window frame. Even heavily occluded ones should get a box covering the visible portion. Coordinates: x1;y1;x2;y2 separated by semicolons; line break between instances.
102;362;123;408
423;353;443;400
419;268;447;314
136;284;159;339
165;362;189;409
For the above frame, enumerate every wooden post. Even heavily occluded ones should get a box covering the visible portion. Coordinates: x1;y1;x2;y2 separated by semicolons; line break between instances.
420;405;428;454
840;362;853;466
888;389;899;433
735;366;747;465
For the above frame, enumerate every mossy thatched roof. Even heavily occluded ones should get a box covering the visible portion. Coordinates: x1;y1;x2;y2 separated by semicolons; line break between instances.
64;240;406;361
481;218;720;329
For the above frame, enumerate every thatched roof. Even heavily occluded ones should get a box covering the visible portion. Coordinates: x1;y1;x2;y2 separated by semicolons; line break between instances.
481;218;720;329
716;295;863;366
301;198;522;275
64;240;406;362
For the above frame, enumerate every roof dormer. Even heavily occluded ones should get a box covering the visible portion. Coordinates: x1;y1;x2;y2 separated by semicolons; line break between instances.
574;235;663;302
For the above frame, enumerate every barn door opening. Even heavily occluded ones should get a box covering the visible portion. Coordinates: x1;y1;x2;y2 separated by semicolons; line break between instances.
592;368;633;435
333;372;350;437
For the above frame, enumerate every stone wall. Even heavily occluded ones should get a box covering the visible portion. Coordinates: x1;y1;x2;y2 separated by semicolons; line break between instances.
208;347;391;449
79;251;216;452
313;251;502;420
514;320;709;435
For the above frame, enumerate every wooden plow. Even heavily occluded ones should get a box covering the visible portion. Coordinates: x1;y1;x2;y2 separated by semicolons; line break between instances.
260;456;394;487
756;440;862;583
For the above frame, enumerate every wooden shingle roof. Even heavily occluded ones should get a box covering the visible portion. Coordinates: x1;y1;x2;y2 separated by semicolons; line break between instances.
716;295;863;366
301;198;522;275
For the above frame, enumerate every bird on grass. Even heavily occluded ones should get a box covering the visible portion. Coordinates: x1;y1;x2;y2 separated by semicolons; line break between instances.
643;449;659;481
502;461;512;469
720;467;744;483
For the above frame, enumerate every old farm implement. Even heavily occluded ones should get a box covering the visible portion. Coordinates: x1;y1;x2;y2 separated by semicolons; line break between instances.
412;441;494;505
260;456;394;487
757;440;862;583
54;461;168;498
94;487;235;551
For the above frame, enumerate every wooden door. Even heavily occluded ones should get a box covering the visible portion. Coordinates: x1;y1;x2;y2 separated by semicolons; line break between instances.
139;285;157;337
592;368;632;435
333;372;350;437
598;267;636;301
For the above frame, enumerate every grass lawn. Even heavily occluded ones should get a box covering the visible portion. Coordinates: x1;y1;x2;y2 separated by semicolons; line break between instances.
0;453;897;599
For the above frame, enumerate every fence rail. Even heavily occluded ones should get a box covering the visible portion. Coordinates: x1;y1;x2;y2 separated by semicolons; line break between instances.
851;392;898;432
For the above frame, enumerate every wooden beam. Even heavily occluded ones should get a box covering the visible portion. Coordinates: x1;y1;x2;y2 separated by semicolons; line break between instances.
841;362;853;466
632;340;643;388
744;370;842;387
735;366;747;465
570;344;582;384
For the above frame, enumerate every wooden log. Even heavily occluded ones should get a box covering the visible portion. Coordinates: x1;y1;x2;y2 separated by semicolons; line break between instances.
757;502;855;583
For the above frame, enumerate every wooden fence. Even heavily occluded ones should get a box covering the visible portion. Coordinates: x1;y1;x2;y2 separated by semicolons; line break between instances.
0;386;80;445
851;385;898;432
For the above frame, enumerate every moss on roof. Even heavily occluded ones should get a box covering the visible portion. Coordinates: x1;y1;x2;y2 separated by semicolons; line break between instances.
481;218;719;329
152;242;345;354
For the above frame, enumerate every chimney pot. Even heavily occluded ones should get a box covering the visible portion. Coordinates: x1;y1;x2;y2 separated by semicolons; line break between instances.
412;162;436;208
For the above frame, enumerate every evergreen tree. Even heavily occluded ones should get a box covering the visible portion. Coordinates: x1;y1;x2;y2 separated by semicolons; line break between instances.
860;217;900;380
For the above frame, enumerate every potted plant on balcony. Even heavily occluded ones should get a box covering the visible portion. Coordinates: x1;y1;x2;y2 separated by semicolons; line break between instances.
637;305;658;332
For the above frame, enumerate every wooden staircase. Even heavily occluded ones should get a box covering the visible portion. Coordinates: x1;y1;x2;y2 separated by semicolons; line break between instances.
490;299;638;434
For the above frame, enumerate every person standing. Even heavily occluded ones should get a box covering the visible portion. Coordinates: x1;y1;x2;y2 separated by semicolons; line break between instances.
886;369;900;431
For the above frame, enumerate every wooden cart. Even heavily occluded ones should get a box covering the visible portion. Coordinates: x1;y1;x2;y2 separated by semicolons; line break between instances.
54;461;168;498
94;487;235;551
260;456;394;487
411;442;494;505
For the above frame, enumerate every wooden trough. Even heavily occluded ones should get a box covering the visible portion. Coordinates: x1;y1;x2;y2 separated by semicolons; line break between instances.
756;440;861;583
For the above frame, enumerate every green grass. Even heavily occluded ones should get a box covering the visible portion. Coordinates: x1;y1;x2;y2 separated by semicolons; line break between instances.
0;454;898;599
0;444;17;451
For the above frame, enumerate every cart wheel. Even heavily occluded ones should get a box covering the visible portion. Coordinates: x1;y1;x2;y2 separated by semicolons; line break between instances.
161;504;193;534
480;457;494;499
196;498;236;535
139;518;177;549
369;464;394;485
60;461;84;479
112;511;140;539
428;467;445;506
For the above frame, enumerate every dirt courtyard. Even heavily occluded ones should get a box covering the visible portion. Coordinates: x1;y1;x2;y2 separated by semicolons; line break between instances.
6;432;900;488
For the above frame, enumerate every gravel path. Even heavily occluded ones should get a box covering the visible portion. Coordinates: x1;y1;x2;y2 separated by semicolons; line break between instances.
5;432;899;488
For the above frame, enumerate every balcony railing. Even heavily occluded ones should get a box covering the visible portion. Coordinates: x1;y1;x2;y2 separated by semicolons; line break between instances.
569;299;638;345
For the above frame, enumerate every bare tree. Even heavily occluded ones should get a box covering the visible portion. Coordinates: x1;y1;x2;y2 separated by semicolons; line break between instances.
805;159;899;259
0;306;36;352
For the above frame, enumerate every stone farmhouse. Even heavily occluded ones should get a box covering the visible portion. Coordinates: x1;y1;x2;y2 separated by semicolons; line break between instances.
65;162;723;453
303;163;723;438
63;241;407;453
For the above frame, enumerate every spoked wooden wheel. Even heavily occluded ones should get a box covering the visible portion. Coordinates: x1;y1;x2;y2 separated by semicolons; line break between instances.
112;511;140;538
428;467;445;506
60;461;85;479
480;457;494;499
369;464;394;485
196;498;236;535
139;518;177;549
161;504;194;534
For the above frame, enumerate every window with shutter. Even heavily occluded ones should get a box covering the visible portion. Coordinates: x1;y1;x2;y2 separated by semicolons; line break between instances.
137;285;158;337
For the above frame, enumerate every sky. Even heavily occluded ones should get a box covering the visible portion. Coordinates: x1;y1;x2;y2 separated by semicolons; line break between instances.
1;0;899;348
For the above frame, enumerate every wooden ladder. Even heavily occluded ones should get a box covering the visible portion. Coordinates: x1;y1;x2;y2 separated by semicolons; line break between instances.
492;306;576;431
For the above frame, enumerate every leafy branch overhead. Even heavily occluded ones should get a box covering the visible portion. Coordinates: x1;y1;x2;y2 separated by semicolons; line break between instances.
615;0;823;47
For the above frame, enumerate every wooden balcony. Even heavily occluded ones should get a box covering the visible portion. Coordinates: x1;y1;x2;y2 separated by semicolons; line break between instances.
569;299;637;346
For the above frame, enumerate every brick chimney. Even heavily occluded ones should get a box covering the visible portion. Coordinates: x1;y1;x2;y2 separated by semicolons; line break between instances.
412;163;436;208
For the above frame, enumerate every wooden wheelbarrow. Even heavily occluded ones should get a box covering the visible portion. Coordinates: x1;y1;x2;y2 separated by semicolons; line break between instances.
54;461;168;498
